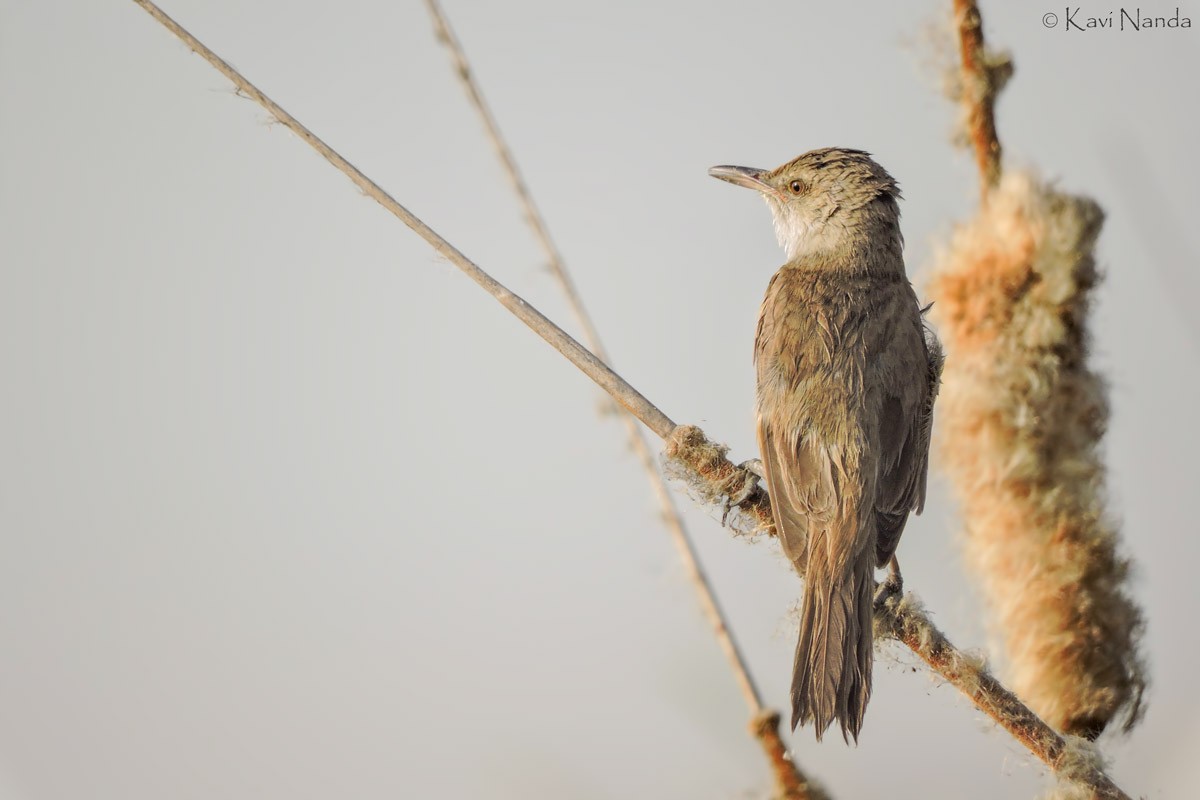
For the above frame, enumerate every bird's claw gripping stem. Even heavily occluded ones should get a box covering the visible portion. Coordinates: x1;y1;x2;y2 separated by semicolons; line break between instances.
873;556;904;612
721;458;765;526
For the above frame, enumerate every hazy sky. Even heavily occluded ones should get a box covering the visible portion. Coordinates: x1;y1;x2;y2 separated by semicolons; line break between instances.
2;1;1198;798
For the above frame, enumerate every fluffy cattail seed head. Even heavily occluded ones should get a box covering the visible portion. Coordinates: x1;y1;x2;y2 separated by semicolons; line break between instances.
927;171;1147;737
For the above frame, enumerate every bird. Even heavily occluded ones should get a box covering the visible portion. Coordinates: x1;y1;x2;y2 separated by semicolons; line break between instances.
709;148;943;743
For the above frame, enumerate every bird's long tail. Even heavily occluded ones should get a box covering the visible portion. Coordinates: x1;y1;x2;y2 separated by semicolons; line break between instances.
790;541;875;743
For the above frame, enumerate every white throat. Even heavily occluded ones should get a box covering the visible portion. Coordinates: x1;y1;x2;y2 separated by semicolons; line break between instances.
765;198;822;261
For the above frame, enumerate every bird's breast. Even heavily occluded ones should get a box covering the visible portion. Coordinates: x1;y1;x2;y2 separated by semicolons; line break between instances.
754;267;916;438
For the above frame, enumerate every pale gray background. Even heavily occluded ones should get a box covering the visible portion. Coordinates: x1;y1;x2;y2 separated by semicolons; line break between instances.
1;1;1197;798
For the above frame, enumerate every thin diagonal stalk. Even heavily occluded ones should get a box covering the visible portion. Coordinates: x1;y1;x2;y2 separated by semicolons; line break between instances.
875;593;1130;800
421;3;817;795
127;5;1135;797
128;0;674;442
423;0;604;361
422;0;755;705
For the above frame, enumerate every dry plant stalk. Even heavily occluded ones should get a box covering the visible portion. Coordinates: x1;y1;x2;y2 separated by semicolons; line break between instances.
422;2;814;795
1045;736;1120;800
668;428;1131;800
928;172;1147;738
950;0;1011;197
753;711;832;800
129;3;1137;796
875;595;1129;800
128;1;675;442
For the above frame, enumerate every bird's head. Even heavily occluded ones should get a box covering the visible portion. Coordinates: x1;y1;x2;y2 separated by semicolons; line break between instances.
709;148;901;262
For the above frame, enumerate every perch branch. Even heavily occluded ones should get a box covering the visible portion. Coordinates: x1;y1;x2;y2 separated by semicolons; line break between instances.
876;595;1130;800
128;5;1136;797
129;0;674;441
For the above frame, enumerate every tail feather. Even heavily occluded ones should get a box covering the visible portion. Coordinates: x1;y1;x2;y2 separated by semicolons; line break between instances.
791;546;875;743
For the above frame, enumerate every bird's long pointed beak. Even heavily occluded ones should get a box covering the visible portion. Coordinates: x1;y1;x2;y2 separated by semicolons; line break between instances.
708;164;772;193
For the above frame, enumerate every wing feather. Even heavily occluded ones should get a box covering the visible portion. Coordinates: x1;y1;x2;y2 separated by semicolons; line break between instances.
874;325;943;566
757;418;836;573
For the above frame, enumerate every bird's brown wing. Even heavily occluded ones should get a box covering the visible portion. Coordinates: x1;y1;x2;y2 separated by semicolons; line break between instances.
874;324;944;567
753;268;842;572
757;419;837;573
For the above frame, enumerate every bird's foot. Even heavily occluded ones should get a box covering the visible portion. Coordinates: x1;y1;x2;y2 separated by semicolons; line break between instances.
873;556;904;612
740;458;765;480
721;459;765;526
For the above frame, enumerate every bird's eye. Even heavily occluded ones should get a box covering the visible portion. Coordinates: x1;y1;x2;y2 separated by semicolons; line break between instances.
789;180;805;194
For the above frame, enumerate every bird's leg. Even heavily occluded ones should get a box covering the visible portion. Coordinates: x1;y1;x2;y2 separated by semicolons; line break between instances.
721;458;765;526
873;555;904;611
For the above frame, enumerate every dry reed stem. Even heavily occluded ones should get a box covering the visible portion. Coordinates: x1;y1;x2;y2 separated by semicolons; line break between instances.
876;595;1130;800
129;4;1136;796
669;429;1133;799
127;0;675;442
753;711;832;800
952;0;1006;197
663;426;775;538
928;173;1147;738
422;3;814;795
